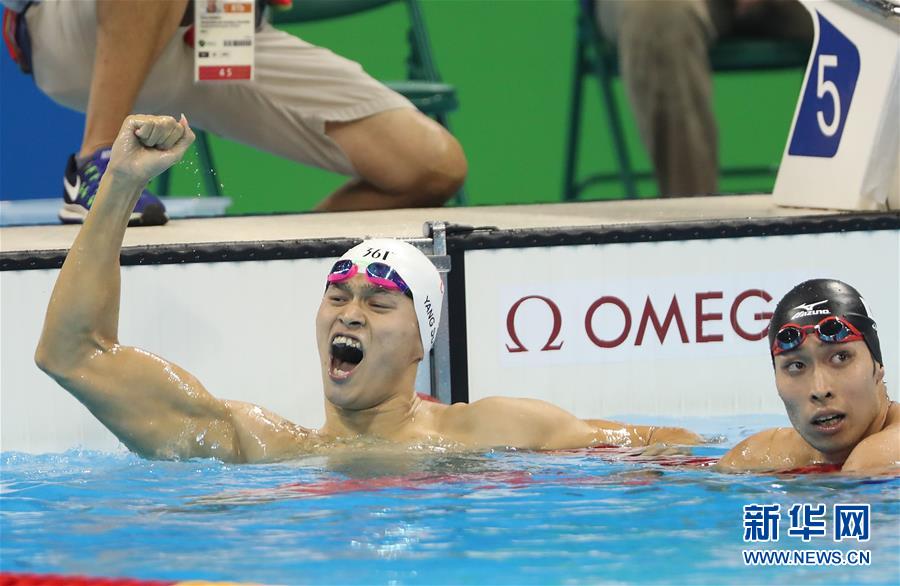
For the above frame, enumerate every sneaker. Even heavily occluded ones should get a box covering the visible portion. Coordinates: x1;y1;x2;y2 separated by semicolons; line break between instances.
60;147;168;226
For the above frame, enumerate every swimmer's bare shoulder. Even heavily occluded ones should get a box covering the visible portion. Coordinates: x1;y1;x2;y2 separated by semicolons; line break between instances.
717;404;900;474
715;427;817;473
842;402;900;474
429;396;606;450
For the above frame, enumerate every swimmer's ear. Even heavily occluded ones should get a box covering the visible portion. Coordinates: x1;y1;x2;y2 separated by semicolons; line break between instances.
874;362;885;384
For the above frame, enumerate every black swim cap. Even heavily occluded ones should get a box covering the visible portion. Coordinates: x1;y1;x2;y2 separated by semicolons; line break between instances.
769;279;882;366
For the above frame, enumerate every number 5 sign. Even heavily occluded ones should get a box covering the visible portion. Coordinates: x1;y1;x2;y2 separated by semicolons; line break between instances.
788;13;860;158
774;0;899;211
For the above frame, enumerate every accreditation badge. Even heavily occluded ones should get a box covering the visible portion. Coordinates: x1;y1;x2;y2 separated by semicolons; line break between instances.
194;0;255;82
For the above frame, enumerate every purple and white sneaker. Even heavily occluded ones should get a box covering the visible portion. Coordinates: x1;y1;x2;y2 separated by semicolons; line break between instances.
61;147;168;226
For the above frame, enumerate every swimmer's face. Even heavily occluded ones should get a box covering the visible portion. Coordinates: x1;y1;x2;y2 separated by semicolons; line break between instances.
774;337;886;461
316;274;423;409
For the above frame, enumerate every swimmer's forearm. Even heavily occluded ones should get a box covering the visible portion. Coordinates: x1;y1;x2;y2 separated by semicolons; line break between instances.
583;419;649;446
646;426;704;446
75;171;145;276
583;420;702;446
37;172;145;367
84;171;146;232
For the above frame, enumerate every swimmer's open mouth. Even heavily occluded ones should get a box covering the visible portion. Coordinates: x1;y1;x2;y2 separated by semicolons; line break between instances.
811;411;845;430
330;334;364;381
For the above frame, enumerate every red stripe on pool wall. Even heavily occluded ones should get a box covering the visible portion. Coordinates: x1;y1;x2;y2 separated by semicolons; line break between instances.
0;573;175;586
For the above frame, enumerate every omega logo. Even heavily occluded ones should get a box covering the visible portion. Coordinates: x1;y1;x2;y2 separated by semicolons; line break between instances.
505;290;773;353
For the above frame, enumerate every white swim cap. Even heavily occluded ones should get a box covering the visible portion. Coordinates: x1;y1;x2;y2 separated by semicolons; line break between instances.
335;239;444;354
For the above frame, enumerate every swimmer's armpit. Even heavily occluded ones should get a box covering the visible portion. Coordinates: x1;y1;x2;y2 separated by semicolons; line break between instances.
224;400;314;462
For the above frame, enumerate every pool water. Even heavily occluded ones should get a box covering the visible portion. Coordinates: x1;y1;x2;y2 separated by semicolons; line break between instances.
1;416;898;585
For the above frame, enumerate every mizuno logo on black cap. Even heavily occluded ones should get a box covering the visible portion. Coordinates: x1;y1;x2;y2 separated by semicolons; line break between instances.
790;300;831;320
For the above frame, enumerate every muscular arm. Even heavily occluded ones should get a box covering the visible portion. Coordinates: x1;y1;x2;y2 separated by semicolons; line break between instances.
440;397;625;450
34;115;309;463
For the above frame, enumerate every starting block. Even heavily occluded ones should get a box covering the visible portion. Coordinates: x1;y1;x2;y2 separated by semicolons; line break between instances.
774;0;900;210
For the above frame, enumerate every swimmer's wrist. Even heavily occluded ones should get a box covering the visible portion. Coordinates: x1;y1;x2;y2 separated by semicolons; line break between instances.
103;168;149;193
89;171;146;220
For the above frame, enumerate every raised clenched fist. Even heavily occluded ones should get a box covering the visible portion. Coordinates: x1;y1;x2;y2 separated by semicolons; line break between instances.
107;114;196;185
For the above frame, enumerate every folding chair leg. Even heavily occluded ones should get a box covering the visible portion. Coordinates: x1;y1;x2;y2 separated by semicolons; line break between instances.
450;186;467;206
563;33;588;202
595;65;638;199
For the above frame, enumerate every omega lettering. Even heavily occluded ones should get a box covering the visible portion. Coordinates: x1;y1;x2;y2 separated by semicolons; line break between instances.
506;289;774;352
634;295;689;346
731;289;773;341
584;296;630;348
696;291;724;343
506;296;564;353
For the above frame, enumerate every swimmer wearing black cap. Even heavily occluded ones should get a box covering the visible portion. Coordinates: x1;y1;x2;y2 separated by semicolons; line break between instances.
35;114;701;463
717;279;898;474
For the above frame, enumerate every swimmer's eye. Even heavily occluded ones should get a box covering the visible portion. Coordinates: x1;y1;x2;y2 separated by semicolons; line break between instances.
783;360;806;374
368;297;396;310
326;290;350;303
831;350;853;365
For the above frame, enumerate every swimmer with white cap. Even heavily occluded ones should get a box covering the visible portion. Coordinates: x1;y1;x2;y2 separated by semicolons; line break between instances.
36;114;700;462
717;279;898;474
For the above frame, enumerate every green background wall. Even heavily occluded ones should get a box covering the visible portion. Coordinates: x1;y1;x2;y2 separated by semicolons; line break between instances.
159;0;806;214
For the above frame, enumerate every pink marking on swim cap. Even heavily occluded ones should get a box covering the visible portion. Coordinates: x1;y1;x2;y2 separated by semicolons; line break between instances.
326;263;358;283
367;275;401;291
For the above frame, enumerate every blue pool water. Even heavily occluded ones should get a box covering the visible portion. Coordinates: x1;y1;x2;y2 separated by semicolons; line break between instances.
1;416;898;585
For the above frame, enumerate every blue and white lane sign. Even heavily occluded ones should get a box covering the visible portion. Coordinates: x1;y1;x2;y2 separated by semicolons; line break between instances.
788;11;861;158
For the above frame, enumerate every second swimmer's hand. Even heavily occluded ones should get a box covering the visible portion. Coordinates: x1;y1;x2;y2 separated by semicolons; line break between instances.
107;114;196;185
